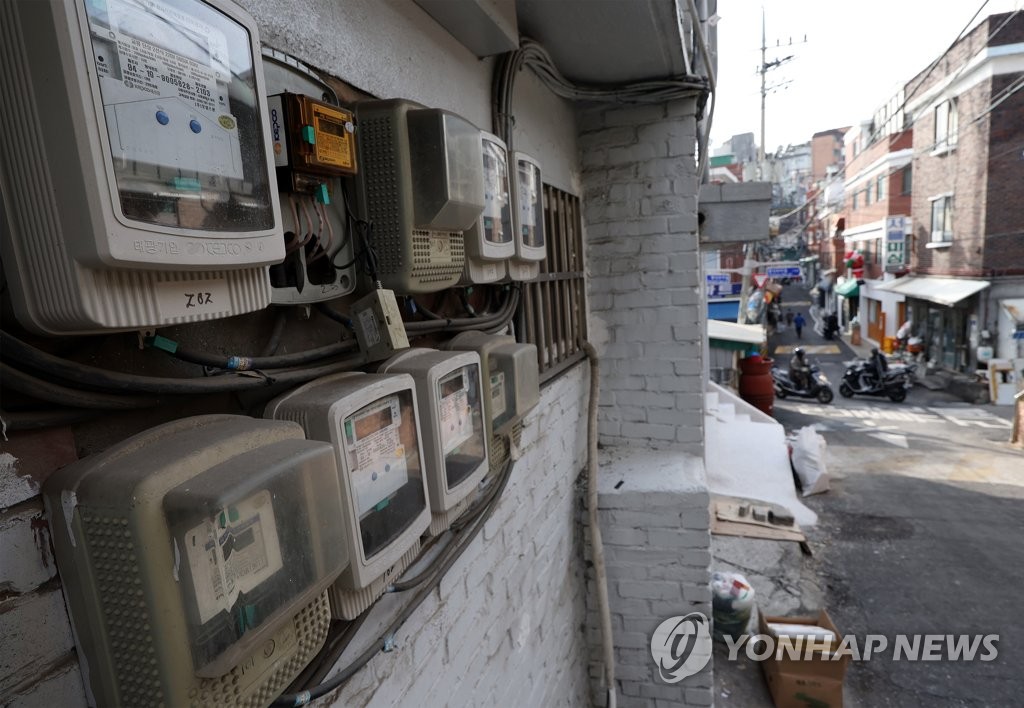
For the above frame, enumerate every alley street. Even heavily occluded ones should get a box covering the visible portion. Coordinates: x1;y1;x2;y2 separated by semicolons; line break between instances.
714;285;1022;707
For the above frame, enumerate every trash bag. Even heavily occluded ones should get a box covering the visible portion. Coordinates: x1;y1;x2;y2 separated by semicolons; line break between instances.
790;426;830;496
711;571;756;640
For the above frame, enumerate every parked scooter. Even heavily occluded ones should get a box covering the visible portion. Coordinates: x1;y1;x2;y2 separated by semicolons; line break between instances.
838;358;916;402
771;362;834;404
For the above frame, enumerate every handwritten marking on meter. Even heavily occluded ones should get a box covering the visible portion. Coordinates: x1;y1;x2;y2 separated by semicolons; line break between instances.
439;370;473;455
345;396;409;516
184;490;284;624
155;277;230;320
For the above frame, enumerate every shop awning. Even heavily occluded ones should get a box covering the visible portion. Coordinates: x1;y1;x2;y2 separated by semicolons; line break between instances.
835;278;860;298
708;299;741;322
874;276;990;307
708;319;765;351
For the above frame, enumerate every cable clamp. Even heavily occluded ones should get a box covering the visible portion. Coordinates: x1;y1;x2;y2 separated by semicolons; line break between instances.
382;634;397;652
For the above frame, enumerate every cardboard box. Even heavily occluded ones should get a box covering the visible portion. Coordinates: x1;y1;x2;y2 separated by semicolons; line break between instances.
758;609;850;708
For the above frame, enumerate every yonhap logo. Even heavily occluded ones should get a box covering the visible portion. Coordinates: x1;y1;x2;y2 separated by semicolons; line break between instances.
650;612;713;683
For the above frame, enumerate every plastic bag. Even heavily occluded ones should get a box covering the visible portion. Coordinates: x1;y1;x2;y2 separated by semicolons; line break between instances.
711;571;755;640
790;425;830;496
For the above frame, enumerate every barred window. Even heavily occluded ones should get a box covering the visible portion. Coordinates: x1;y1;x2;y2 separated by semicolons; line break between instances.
519;185;588;383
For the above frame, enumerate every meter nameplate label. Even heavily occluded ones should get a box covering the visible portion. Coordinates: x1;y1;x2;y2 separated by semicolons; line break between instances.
184;490;284;625
490;371;507;420
155;278;231;320
345;397;408;517
90;0;243;179
312;105;355;169
358;309;381;348
439;372;473;455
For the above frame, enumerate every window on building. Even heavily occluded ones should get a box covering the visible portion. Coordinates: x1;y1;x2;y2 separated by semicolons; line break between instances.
864;183;872;206
934;99;959;151
930;195;953;243
520;185;588;383
852;192;858;210
876;174;886;201
901;166;912;195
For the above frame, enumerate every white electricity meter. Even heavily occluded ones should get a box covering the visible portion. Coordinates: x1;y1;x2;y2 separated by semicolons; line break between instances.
355;99;485;293
508;152;545;281
379;349;489;535
443;331;540;441
461;133;514;285
264;372;431;619
42;415;347;707
0;0;283;335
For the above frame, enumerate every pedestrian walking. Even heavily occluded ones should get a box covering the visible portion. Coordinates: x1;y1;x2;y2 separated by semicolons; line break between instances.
793;312;806;339
785;310;794;327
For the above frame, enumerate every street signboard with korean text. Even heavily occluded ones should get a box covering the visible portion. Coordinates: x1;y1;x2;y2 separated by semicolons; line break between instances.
885;216;907;271
765;266;801;279
706;272;731;298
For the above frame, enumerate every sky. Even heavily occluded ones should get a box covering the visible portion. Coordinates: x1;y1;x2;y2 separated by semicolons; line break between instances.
710;0;1024;153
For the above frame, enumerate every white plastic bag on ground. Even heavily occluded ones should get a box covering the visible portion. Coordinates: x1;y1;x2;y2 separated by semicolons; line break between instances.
790;425;830;496
711;571;755;640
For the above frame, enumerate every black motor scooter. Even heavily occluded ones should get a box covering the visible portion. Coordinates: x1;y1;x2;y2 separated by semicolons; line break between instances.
838;359;915;402
771;362;834;404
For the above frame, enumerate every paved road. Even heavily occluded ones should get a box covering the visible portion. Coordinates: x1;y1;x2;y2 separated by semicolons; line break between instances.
716;285;1023;708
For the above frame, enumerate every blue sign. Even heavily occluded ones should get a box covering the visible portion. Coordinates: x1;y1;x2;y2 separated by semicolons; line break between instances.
706;273;730;284
765;266;801;278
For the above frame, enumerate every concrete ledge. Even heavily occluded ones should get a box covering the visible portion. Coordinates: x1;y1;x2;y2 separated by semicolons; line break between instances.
597;447;707;498
698;182;771;245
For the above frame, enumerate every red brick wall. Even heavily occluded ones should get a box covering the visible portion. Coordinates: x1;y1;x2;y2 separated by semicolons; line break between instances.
983;71;1024;274
844;131;913;230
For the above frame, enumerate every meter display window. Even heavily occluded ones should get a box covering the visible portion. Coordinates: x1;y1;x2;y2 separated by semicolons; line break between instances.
518;160;544;248
488;360;516;432
84;0;274;231
437;364;486;490
342;391;426;560
482;140;512;245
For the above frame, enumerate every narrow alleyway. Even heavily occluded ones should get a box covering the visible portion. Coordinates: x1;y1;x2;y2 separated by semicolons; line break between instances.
712;284;1022;707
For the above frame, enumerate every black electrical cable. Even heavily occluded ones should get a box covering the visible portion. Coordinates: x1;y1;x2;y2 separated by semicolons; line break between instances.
261;309;289;357
314;303;354;330
1;362;160;409
404;288;519;334
0;331;366;395
389;457;512;592
166;339;358;371
270;448;515;706
0;408;99;431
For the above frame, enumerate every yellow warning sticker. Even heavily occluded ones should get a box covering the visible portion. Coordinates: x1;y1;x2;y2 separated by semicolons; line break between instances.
312;104;354;169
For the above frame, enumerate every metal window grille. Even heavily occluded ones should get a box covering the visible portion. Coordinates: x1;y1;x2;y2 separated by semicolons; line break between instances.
519;185;588;383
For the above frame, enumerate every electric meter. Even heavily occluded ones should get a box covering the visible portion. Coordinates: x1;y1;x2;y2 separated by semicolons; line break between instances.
42;416;347;707
355;99;485;293
443;331;540;441
0;0;283;334
460;133;514;285
379;349;489;535
507;152;546;281
264;372;430;619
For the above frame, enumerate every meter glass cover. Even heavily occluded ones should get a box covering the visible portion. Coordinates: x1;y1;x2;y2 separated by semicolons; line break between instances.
517;160;544;248
481;139;512;245
437;364;486;490
84;0;274;231
342;390;426;560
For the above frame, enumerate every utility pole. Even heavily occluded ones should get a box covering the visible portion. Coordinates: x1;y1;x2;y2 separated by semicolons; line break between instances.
757;10;802;180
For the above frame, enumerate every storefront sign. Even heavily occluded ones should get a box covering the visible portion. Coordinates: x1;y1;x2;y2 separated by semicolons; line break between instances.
885;216;906;270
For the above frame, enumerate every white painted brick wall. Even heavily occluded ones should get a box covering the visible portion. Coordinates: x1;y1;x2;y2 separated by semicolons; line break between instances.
585;449;713;708
312;364;592;706
579;100;706;456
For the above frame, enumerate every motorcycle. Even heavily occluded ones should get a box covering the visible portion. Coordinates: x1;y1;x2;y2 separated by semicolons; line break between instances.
771;362;835;404
838;359;916;402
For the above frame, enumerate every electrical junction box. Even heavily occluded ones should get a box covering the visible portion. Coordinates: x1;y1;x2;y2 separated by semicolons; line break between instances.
460;132;514;285
262;49;357;304
42;415;348;708
0;0;285;334
443;330;540;440
507;152;546;282
355;98;485;293
379;348;489;535
264;373;431;620
351;288;410;362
